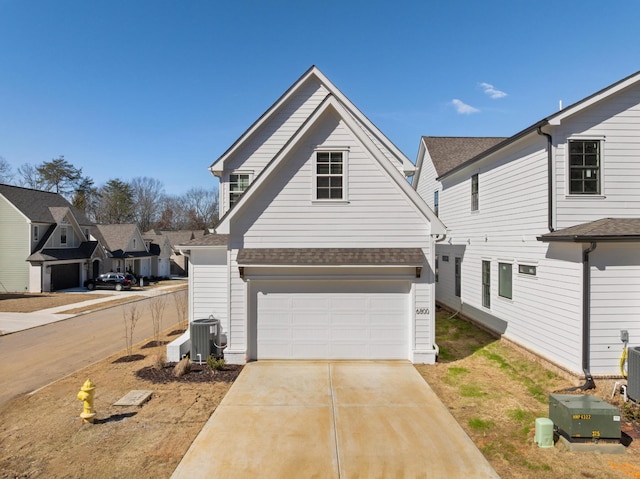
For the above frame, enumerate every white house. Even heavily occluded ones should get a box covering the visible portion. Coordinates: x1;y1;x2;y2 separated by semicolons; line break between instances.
413;70;640;380
178;66;445;364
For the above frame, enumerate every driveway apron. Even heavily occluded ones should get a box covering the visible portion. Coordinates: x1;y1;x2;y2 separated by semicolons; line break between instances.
171;361;500;479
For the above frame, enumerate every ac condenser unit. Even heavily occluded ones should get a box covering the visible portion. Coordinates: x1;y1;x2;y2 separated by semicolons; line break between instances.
627;346;640;402
190;317;221;363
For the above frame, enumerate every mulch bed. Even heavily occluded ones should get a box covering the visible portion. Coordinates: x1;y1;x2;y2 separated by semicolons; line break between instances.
113;354;146;363
136;363;243;384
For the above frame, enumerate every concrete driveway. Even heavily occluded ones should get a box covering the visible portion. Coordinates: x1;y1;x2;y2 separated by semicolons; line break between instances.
172;361;499;478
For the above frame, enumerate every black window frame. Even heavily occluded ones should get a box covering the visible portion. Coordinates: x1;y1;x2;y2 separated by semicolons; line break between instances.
434;190;439;216
569;140;601;195
471;174;479;211
454;257;462;298
482;260;491;308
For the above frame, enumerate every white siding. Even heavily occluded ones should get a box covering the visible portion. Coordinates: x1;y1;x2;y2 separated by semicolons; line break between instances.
190;248;228;332
590;243;640;375
555;83;640;228
233;113;430;247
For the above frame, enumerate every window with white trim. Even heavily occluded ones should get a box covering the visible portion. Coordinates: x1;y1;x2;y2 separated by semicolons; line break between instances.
498;262;512;299
569;140;600;194
454;257;462;297
60;226;67;245
229;173;251;207
434;190;439;216
315;151;345;200
519;264;537;276
33;225;39;242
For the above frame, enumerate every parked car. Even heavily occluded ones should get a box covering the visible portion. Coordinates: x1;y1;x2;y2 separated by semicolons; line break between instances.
124;273;137;286
84;273;132;291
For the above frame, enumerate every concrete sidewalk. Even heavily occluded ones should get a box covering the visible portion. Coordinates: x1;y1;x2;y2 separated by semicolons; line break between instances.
172;361;500;479
0;281;187;335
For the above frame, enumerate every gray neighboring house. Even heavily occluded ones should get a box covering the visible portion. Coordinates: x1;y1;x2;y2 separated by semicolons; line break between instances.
0;183;107;292
92;224;157;278
144;229;207;276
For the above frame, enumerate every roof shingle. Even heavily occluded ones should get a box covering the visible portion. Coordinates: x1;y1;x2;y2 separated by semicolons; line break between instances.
236;248;425;266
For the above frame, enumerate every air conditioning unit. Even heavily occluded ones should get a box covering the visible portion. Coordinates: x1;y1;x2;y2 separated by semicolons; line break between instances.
627;346;640;402
190;317;221;363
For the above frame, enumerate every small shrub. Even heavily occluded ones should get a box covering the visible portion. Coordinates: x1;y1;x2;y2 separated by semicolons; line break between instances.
151;353;166;370
174;356;191;377
206;356;226;371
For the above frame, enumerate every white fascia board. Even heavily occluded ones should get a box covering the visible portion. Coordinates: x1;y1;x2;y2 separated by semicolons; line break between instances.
411;137;427;190
548;71;640;126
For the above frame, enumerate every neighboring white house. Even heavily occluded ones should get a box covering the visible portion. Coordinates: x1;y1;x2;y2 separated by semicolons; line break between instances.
413;70;640;380
0;184;106;292
92;224;156;278
178;66;445;364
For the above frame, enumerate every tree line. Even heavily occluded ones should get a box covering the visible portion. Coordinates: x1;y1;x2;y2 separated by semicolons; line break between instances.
0;156;218;232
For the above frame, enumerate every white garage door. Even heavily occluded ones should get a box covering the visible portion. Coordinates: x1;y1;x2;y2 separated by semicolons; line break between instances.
255;281;410;360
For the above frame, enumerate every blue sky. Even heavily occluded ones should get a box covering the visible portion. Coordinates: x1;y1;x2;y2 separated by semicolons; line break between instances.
1;1;638;196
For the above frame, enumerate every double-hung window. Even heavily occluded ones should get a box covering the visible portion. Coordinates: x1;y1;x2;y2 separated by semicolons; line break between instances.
471;174;479;211
229;173;251;207
569;140;600;194
498;262;512;299
315;151;345;200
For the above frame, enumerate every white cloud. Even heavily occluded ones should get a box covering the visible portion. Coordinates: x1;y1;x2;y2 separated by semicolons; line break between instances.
451;99;480;114
480;82;507;99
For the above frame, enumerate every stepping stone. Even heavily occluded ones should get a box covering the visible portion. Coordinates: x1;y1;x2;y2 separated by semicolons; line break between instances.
114;390;153;406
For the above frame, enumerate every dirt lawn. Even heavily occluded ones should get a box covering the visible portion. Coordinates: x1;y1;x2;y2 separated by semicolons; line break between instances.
416;309;640;479
2;305;640;478
0;292;109;313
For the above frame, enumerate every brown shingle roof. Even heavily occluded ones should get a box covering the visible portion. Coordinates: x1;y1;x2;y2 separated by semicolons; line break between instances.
236;248;424;266
423;136;507;177
538;218;640;242
178;234;229;247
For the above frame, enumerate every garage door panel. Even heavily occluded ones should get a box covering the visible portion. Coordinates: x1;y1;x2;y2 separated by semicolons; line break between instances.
256;281;410;360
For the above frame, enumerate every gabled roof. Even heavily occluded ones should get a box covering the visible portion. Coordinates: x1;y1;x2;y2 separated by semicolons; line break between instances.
0;183;93;225
538;218;640;242
176;233;229;250
27;241;102;262
214;94;445;235
144;229;203;248
209;66;414;176
94;224;144;253
432;69;640;180
418;136;507;179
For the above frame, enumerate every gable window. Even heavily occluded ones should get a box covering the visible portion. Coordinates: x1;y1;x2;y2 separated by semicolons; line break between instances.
33;225;39;242
471;174;479;211
434;190;439;216
482;260;491;308
230;173;251;207
499;262;512;299
315;151;345;200
569;140;600;194
60;226;67;245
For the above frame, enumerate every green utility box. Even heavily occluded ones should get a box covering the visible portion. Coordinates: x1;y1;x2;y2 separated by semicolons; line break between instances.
549;394;621;441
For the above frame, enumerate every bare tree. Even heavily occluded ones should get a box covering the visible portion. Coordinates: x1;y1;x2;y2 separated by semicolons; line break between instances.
183;187;219;230
130;177;165;232
148;292;167;345
0;157;14;184
16;163;46;190
122;302;141;357
173;289;189;332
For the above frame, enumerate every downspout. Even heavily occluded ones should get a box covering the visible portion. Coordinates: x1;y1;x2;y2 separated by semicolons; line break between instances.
537;127;554;232
580;241;597;390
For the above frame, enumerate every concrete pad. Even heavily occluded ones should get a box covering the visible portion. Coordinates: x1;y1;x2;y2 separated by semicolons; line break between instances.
171;361;500;479
113;390;153;406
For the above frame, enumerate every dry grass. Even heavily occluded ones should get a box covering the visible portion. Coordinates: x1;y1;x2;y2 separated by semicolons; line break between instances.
416;309;640;479
0;292;109;312
0;326;234;479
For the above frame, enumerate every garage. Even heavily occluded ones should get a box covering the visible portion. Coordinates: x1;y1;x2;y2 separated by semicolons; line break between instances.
50;263;80;291
254;280;410;360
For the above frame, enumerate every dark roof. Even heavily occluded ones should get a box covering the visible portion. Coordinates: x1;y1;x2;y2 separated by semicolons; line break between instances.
143;229;203;247
27;241;100;262
423;137;507;177
0;184;93;225
94;224;139;252
236;248;425;266
177;234;229;248
538;218;640;242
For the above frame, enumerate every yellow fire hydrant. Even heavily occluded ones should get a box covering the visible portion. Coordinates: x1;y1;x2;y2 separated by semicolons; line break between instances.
77;379;96;423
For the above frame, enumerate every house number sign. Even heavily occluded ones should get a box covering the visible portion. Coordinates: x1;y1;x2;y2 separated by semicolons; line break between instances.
415;308;429;315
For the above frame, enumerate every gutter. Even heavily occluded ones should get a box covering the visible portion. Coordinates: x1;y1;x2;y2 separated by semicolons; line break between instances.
537;127;554;232
579;242;597;390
